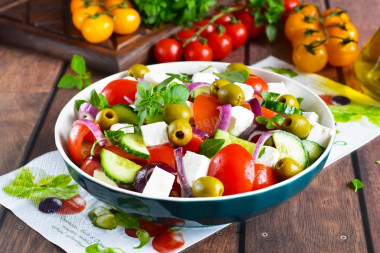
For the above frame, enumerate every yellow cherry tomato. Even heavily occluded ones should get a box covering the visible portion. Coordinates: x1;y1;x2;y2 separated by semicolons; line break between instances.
285;12;320;40
297;2;320;17
111;7;141;35
70;0;100;13
81;14;114;43
327;21;359;42
325;37;358;67
322;8;350;26
104;0;132;8
72;4;102;31
292;40;328;73
291;28;326;48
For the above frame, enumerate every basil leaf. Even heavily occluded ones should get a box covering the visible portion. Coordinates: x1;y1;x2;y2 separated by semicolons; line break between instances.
351;179;364;192
213;70;249;83
376;160;380;165
154;75;177;91
263;67;298;78
255;116;268;124
57;74;80;89
297;97;304;106
198;139;225;158
265;23;278;43
75;99;87;111
272;113;284;126
114;212;140;229
258;148;265;159
169;85;190;104
261;91;280;101
89;90;109;110
71;54;86;74
134;229;151;249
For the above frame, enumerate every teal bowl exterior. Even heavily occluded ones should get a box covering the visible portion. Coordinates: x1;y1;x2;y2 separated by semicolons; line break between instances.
55;62;335;227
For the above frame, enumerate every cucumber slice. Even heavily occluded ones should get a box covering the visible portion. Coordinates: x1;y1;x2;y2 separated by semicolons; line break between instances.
214;129;256;155
93;213;117;230
88;206;111;221
101;149;142;184
111;104;138;125
119;133;150;159
272;131;310;170
302;140;325;164
261;100;303;115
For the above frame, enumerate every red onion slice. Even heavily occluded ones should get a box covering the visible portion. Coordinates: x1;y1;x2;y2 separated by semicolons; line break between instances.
184;82;209;93
73;119;109;146
215;104;232;131
192;127;209;140
240;124;267;140
252;130;280;163
174;147;194;197
78;102;99;121
247;98;262;119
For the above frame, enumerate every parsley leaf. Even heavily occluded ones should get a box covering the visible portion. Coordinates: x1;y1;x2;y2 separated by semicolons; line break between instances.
213;69;249;83
263;67;298;78
58;54;92;90
351;179;364;192
256;114;283;130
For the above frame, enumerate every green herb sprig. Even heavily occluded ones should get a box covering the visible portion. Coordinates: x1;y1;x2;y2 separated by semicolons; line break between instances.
75;89;109;111
256;114;284;129
58;55;91;90
213;69;250;84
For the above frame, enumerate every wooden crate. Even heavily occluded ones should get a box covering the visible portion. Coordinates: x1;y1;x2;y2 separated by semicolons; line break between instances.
0;0;182;73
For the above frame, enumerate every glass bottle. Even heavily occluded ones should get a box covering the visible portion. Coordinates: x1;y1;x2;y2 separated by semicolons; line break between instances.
354;27;380;101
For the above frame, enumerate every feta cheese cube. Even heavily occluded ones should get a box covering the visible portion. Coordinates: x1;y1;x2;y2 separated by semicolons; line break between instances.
306;123;334;148
110;123;134;134
182;151;211;187
123;76;137;81
143;72;183;84
267;82;290;96
302;112;319;124
234;82;254;101
141;121;169;146
227;106;254;136
142;167;175;198
192;72;217;84
256;146;280;168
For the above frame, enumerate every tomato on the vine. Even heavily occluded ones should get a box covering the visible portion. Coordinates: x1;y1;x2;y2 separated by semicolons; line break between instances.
72;4;102;30
291;28;326;49
223;22;248;49
297;3;319;17
100;78;138;106
174;28;197;45
322;8;350;26
154;38;183;63
104;0;132;8
244;74;268;92
194;19;216;37
326;22;359;42
152;230;185;253
184;41;213;61
57;195;87;215
233;8;264;39
205;32;232;60
325;36;358;67
214;12;233;24
111;7;140;35
285;12;320;40
292;40;328;73
81;13;114;43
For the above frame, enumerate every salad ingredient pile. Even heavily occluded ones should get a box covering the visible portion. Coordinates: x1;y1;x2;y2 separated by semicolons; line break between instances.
68;63;334;198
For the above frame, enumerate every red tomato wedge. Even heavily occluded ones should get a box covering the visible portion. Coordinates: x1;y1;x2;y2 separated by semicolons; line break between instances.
100;79;138;106
147;145;176;170
68;123;96;165
261;107;277;119
244;74;268;92
208;144;255;195
252;164;278;191
182;134;203;154
193;94;221;137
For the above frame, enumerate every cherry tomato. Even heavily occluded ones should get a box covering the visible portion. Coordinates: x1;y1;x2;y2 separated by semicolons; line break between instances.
184;41;213;61
174;28;197;45
285;12;320;40
325;36;358;67
194;19;216;37
80;155;101;176
208;144;255;196
104;0;132;8
205;32;232;60
147;145;176;170
100;79;138;106
322;8;350;26
182;134;203;154
252;164;278;191
111;7;140;35
124;220;169;238
298;3;319;17
68;123;97;165
214;12;233;24
283;0;300;14
70;0;100;13
193;94;221;136
292;40;328;73
152;230;185;253
244;74;268;92
57;195;86;215
261;107;277;120
154;38;183;63
72;4;102;30
234;8;264;39
326;22;359;42
81;13;114;43
291;28;326;49
223;22;248;49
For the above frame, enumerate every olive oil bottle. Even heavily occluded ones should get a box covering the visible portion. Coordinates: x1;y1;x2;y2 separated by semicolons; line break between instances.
354;27;380;100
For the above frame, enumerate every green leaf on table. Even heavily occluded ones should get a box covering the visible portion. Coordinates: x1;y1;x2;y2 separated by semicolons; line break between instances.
351;179;364;192
328;103;380;127
198;139;225;158
57;74;81;89
376;160;380;165
213;70;249;83
134;228;151;249
263;67;298;78
71;54;86;74
85;244;125;253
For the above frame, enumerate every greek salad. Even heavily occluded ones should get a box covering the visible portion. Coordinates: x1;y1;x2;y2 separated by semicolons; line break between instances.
68;63;334;198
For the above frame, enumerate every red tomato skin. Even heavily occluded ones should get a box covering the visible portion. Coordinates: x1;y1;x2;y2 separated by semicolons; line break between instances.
208;144;255;196
147;145;176;170
206;32;233;60
184;41;213;61
152;230;185;253
284;0;300;13
182;134;203;154
194;19;216;37
68;123;91;165
251;164;278;191
80;155;101;176
224;22;248;49
244;74;269;92
174;28;197;44
124;220;169;238
57;195;86;214
193;94;221;137
214;13;233;24
154;38;183;63
100;79;138;106
261;107;277;120
234;9;264;39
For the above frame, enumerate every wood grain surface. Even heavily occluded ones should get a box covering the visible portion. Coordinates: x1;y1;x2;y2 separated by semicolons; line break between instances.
1;0;379;252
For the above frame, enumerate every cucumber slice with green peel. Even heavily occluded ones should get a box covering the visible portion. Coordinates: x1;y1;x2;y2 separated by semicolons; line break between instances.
100;148;142;185
261;100;303;115
119;133;150;159
272;131;310;170
111;104;138;125
88;206;111;221
214;129;256;155
93;213;117;230
302;140;325;164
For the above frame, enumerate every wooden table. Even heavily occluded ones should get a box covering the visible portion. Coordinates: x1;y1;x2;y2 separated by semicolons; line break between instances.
1;0;379;252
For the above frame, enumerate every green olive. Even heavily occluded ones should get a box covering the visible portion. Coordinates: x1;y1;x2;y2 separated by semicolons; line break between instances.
192;176;224;197
210;79;231;97
126;64;150;79
168;119;192;146
278;94;300;109
95;108;119;130
274;157;302;181
217;83;245;106
281;114;311;139
162;104;191;124
225;63;252;74
145;112;164;124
